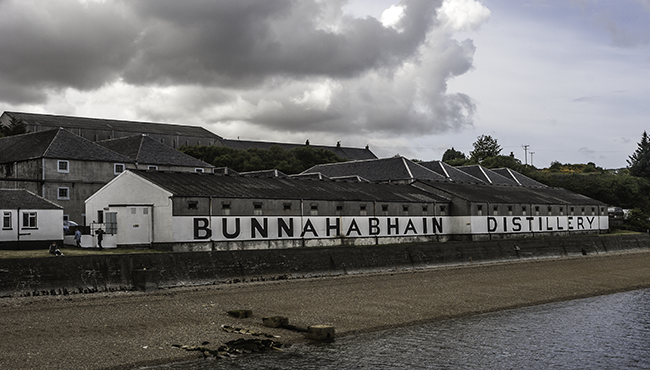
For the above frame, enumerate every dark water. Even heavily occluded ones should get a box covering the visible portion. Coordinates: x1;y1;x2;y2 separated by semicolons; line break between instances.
145;289;650;369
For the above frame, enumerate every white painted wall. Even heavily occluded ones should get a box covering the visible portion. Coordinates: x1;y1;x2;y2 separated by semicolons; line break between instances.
0;209;63;243
85;171;174;245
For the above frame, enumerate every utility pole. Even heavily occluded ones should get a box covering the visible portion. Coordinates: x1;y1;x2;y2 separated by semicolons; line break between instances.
530;151;535;167
522;144;530;166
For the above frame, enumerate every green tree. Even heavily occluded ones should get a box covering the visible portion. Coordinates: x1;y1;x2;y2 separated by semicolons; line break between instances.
624;208;650;232
627;131;650;179
481;155;525;171
180;144;346;174
442;147;466;163
469;135;501;163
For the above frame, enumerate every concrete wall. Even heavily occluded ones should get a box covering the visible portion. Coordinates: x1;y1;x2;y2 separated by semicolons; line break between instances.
1;234;648;298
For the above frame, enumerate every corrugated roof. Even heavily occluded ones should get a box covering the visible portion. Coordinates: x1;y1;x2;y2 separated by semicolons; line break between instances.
97;135;213;168
218;139;377;161
3;111;222;139
419;161;486;184
130;170;449;203
456;165;519;185
491;168;547;187
239;169;288;178
0;129;133;163
415;180;606;205
302;157;447;182
0;189;62;209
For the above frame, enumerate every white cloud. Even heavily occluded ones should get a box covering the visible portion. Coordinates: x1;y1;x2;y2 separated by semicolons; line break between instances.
437;0;491;32
381;4;405;30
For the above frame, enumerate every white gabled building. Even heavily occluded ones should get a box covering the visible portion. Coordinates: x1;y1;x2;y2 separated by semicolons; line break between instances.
86;161;610;251
1;189;64;250
85;170;451;251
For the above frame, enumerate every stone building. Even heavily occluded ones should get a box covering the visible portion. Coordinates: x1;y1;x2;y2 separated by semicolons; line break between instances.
0;129;213;224
1;111;378;160
1;111;221;148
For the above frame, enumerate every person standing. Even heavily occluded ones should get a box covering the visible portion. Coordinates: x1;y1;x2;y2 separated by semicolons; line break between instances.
74;228;82;248
96;228;104;250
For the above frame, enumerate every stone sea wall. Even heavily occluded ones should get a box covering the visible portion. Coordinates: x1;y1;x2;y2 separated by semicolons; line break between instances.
1;234;648;298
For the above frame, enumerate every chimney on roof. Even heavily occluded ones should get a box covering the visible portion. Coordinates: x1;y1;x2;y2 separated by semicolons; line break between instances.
305;139;310;146
365;144;369;150
337;141;341;147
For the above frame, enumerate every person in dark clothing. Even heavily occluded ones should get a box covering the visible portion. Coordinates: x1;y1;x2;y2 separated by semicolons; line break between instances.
96;228;104;250
49;242;63;256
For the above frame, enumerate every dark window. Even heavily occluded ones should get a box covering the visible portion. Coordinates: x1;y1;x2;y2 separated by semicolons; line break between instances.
58;160;69;173
283;203;292;211
22;212;37;228
2;212;11;229
188;201;198;210
57;187;69;199
381;205;388;212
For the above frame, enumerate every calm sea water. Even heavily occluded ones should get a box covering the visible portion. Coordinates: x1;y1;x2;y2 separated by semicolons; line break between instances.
144;288;650;369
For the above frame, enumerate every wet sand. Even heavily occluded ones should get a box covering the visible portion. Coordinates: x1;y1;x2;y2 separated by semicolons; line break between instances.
2;250;650;369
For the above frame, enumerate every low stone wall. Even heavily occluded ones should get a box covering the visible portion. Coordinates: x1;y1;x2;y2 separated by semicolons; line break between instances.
1;234;648;298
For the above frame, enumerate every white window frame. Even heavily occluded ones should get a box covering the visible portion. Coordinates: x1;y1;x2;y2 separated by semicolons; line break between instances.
148;165;158;171
195;168;204;173
114;163;125;175
57;160;69;173
57;187;70;200
2;212;11;230
22;212;37;229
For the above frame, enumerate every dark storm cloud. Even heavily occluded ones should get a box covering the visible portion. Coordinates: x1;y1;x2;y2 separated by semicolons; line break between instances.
122;0;439;87
0;0;478;138
0;1;139;103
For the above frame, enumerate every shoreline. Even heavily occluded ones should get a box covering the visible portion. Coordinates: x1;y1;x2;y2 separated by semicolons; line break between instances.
2;250;650;369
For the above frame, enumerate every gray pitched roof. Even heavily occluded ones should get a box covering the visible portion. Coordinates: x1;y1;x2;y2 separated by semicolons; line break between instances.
491;168;547;187
455;165;519;185
414;180;606;205
97;135;213;168
3;111;222;139
418;161;485;184
218;139;377;161
0;189;62;209
239;169;288;178
0;128;132;163
130;170;448;203
302;157;447;182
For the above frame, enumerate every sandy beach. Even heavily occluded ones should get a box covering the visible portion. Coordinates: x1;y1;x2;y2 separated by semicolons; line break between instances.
2;250;650;369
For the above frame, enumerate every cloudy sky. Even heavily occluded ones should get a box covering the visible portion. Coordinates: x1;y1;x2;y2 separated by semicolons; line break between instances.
1;0;648;169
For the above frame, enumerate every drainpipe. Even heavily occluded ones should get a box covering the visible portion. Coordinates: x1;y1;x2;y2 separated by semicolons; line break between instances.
41;158;45;196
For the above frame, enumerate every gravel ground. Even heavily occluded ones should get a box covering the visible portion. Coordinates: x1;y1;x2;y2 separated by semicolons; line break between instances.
2;250;650;370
